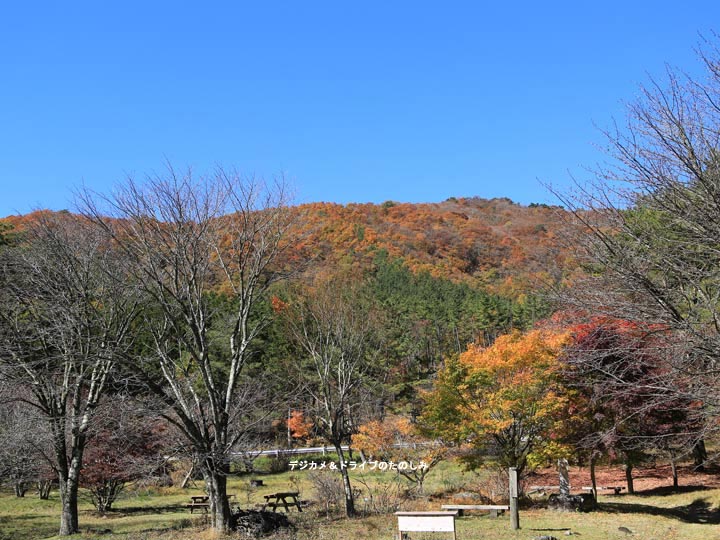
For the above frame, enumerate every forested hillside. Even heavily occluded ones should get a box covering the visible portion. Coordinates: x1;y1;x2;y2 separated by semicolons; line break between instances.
0;197;571;417
1;196;574;298
289;197;572;297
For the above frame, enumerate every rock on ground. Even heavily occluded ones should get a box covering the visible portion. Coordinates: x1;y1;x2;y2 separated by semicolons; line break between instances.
230;509;295;537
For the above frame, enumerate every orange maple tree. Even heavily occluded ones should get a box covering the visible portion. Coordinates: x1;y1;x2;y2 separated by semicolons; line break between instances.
422;328;571;479
352;415;446;493
287;410;313;441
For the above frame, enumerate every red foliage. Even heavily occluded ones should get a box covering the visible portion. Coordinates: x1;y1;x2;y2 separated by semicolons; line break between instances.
82;419;168;512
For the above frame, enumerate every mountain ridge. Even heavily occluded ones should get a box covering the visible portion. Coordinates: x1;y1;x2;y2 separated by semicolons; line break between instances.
1;196;574;297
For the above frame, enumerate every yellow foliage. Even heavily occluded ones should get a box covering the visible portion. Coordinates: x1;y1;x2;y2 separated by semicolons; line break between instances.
423;328;572;472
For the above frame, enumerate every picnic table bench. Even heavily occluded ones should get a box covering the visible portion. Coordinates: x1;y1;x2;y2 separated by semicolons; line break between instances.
185;494;236;513
261;491;303;512
582;485;625;495
186;495;210;513
441;504;510;518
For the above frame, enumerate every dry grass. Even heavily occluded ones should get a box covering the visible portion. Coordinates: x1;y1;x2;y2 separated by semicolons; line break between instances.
3;462;720;539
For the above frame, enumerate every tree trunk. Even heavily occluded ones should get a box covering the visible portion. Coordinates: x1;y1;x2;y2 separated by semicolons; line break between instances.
416;474;425;495
203;461;231;532
38;479;52;500
589;454;598;501
624;463;634;495
14;481;28;497
335;444;356;517
693;440;707;471
671;457;679;489
58;442;85;536
58;472;80;536
91;479;125;513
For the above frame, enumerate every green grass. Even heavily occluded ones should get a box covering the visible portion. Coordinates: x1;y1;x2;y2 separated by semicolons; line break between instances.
3;464;720;540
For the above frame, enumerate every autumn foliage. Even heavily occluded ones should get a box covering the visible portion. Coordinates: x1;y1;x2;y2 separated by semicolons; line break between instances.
422;329;571;478
352;416;446;493
274;197;573;298
287;410;313;441
82;418;168;513
560;316;699;491
2;197;574;302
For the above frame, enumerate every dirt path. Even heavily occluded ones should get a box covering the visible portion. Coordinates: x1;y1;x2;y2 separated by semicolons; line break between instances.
528;463;720;494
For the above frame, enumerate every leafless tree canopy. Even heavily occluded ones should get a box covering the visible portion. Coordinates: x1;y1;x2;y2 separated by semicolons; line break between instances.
0;400;54;498
555;37;720;460
283;273;384;517
0;212;138;535
78;166;293;532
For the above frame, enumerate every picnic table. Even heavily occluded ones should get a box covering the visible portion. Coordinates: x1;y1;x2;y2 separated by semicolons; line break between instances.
186;494;236;513
262;491;303;512
186;495;209;513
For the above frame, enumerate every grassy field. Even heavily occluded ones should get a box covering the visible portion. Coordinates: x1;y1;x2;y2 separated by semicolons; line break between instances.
3;461;720;540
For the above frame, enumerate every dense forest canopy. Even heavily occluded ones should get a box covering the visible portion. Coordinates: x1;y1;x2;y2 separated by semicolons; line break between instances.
1;196;573;295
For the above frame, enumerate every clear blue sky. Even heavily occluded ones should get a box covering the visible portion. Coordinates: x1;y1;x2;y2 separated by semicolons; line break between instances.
1;1;718;216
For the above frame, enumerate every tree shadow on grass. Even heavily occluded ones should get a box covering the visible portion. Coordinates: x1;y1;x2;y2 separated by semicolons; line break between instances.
598;498;720;524
0;515;59;540
81;504;189;517
632;485;709;497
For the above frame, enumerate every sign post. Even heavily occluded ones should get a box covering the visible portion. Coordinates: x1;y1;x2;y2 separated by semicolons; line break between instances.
559;458;570;497
509;467;519;530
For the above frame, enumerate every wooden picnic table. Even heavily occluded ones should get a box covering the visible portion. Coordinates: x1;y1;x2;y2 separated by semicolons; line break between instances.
187;496;209;513
186;494;236;513
262;491;303;512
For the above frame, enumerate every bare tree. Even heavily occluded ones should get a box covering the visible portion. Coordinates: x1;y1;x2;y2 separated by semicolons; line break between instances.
79;166;292;531
0;401;54;497
283;274;383;517
553;36;720;461
0;213;138;535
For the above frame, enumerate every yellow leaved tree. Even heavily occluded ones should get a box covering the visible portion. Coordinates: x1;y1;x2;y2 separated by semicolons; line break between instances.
422;329;571;481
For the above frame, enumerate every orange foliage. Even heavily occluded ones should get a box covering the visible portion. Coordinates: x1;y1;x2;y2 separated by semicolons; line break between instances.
352;415;442;463
457;329;570;434
287;410;313;440
352;415;446;491
423;328;572;472
270;295;289;314
282;198;573;298
3;197;576;299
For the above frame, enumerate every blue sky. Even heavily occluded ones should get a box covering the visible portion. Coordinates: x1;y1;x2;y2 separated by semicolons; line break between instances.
1;2;718;216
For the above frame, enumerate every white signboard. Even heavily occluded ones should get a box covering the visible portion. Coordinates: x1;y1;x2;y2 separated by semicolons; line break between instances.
396;511;458;539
